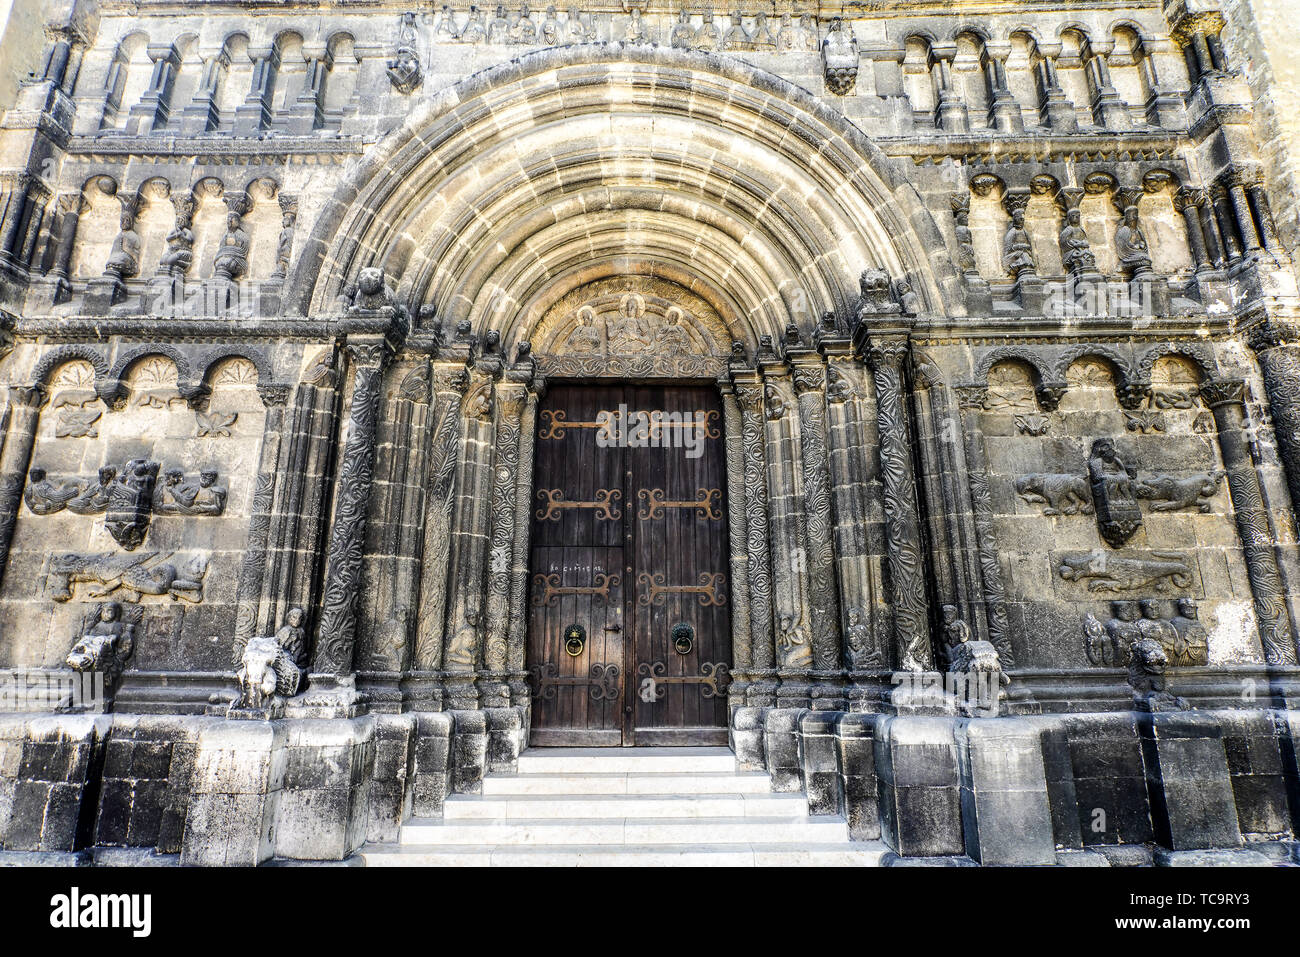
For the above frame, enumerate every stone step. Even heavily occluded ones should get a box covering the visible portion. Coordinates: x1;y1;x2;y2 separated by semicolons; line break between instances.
514;747;735;774
482;770;773;795
364;841;886;867
443;792;808;819
398;815;850;845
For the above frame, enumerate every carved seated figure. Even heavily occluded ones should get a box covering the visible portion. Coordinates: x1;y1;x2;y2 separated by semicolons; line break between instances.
104;211;141;280
1115;206;1153;279
348;266;401;317
821;18;859;94
158;209;195;277
1058;208;1098;279
213;211;250;281
943;604;1010;716
670;9;694;48
67;465;118;515
66;601;137;684
1002;209;1036;279
231;607;308;713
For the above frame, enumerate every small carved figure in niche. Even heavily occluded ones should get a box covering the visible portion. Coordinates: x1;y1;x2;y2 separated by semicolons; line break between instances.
154;467;226;516
942;604;970;653
670;9;695;48
158;201;195;277
776;613;812;668
67;466;117;515
623;6;648;44
1115;206;1153;278
489;4;511;43
797;13;818;50
540;5;561;44
751;12;776;50
953;202;978;276
212;210;250;281
513;3;538;43
763;382;786;419
1002;208;1036;279
1168;598;1209;666
844;607;877;669
694;11;721;51
1088;438;1143;548
565;6;592;43
66;601;138;685
1014;472;1094;515
658;307;692;357
462;6;487;43
563;305;602;353
231;606;308;712
24;468;77;515
445;608;480;670
1058;207;1097;278
1083;599;1143;666
607;294;654;353
821;17;859;95
104;209;141;280
436;4;461;40
722;11;752;51
1128;638;1187;712
776;12;798;51
1133;470;1224;513
827;367;855;403
894;278;920;316
272;208;295;279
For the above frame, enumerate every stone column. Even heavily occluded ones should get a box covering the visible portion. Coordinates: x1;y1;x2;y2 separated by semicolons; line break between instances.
789;350;842;670
481;368;530;706
313;338;392;677
234;48;278;134
952;384;1015;666
760;365;814;677
731;371;776;706
183;52;226;132
1201;378;1297;665
0;385;46;591
1246;323;1300;541
1210;185;1242;263
719;380;753;673
127;44;180;133
442;353;502;709
0;173;33;268
1174;187;1212;272
1222;173;1262;256
821;344;890;671
232;383;291;650
985;49;1021;132
1245;181;1283;256
412;362;468;672
47;193;84;285
863;334;933;672
506;370;540;710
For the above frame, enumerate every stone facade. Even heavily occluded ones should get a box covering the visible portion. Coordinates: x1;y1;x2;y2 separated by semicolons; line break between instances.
0;0;1297;865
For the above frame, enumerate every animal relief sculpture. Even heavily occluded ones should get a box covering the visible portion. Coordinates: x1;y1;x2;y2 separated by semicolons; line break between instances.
1015;472;1093;515
1058;548;1194;593
1128;638;1187;712
1134;470;1224;512
231;607;308;715
47;551;209;603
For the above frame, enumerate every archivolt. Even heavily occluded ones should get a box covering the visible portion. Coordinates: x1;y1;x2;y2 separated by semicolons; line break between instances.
292;44;960;348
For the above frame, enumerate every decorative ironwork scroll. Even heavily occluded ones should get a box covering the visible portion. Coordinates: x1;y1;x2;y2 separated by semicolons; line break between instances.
530;572;621;606
528;661;620;701
636;487;723;521
537;409;613;441
534;488;622;521
637;660;731;702
636;572;727;606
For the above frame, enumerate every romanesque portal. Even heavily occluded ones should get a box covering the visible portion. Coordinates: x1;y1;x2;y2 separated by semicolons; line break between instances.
0;3;1297;865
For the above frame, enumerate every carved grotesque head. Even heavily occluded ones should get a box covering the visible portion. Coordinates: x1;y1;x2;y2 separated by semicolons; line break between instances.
357;266;385;297
67;634;117;672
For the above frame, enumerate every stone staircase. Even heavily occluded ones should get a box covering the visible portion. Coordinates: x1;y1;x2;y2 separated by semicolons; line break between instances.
363;746;885;866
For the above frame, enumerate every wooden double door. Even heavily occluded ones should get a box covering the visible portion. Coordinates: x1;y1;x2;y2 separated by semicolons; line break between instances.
527;384;731;746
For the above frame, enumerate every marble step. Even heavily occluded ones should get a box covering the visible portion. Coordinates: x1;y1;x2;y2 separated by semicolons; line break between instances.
364;841;886;867
514;747;735;774
483;770;773;795
398;815;850;845
443;792;808;819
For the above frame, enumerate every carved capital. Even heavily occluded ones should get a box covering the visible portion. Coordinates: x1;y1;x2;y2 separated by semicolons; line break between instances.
345;338;391;370
1174;186;1208;213
954;383;988;411
791;362;826;395
257;382;292;407
1199;378;1245;408
865;336;909;372
1244;319;1300;352
9;383;47;409
734;384;764;415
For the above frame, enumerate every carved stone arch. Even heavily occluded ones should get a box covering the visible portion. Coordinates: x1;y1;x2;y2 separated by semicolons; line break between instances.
1057;346;1143;408
976;345;1053;385
951;25;992;44
1107;18;1157;47
289;45;959;346
31;345;110;388
105;345;196;407
196;345;274;388
1008;26;1046;49
1135;342;1217;385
